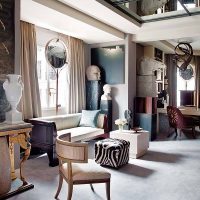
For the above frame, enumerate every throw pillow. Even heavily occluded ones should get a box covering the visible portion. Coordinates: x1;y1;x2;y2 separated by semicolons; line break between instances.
79;110;100;127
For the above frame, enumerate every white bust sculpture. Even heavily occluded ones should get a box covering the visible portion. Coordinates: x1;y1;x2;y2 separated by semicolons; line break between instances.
101;84;112;100
86;65;101;81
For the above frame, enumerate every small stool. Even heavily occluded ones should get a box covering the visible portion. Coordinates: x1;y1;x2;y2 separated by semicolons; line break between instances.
95;138;130;168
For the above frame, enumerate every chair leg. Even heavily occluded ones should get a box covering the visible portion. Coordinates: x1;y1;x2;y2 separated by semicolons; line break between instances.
106;181;110;200
67;182;73;200
179;129;182;139
192;127;196;139
55;174;63;199
90;184;95;192
174;128;178;139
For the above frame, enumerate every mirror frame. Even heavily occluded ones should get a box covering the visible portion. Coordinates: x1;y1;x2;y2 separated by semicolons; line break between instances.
45;38;67;69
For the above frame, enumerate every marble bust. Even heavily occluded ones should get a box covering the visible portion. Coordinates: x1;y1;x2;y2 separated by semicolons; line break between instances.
86;65;101;81
101;84;112;100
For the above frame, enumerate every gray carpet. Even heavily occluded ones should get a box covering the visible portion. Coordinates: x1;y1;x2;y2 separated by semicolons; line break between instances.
10;139;200;200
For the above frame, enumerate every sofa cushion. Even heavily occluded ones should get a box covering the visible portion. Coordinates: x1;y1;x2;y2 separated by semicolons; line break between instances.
79;110;100;128
30;113;82;131
57;127;104;142
96;113;105;128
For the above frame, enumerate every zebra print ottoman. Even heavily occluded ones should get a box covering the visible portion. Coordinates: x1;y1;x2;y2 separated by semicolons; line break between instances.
95;138;130;168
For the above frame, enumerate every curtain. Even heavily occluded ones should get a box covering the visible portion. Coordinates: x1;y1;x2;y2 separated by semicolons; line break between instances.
165;54;177;106
20;21;41;119
60;35;86;114
194;56;200;109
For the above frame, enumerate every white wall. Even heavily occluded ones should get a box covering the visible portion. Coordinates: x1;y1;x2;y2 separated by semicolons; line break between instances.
89;35;137;130
36;26;58;46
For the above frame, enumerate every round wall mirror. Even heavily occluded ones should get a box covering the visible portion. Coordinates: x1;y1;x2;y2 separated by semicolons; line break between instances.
45;38;67;69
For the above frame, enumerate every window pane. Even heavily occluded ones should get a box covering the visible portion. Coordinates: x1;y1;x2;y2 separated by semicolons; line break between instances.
177;67;195;106
37;45;68;111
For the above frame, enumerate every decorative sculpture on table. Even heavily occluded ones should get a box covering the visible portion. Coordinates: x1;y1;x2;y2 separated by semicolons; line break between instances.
86;65;103;110
173;42;193;71
3;74;23;124
100;84;112;132
138;57;166;75
101;84;112;101
45;38;67;114
124;109;132;130
86;65;101;81
137;57;166;97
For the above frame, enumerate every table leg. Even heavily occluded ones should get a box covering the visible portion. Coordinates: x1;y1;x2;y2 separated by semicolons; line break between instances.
9;137;17;180
19;133;31;186
9;131;31;186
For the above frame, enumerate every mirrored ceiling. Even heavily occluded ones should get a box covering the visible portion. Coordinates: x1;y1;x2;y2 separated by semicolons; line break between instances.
100;0;200;23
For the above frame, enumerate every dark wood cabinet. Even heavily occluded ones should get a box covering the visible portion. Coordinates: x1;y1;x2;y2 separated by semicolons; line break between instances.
134;97;157;141
134;97;157;114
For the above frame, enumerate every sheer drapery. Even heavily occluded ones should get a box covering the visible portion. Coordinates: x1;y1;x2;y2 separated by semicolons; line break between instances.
194;56;200;109
165;54;177;106
20;21;41;119
60;35;86;114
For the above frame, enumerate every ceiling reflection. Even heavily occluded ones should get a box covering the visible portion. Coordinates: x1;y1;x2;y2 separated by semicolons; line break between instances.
101;0;200;23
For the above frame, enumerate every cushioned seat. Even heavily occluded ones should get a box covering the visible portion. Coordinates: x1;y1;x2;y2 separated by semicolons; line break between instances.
57;127;104;142
95;138;130;168
55;133;111;200
60;160;110;182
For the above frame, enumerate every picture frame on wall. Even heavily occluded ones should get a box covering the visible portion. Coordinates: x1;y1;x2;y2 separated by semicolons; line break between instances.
91;45;125;84
154;48;163;61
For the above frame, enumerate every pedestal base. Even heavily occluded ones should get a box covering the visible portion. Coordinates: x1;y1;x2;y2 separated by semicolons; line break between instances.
0;178;34;200
5;111;23;124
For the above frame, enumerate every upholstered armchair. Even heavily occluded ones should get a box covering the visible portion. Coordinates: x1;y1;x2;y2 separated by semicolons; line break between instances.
55;133;111;200
167;106;199;139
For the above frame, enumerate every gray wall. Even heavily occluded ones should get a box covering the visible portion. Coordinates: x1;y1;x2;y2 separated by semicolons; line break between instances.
89;34;137;130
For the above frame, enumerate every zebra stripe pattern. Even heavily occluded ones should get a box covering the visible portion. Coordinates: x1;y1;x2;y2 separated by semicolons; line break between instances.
95;138;130;168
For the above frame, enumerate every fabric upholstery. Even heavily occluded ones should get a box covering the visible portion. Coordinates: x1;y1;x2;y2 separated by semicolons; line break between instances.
57;126;104;142
95;138;130;168
60;160;111;181
79;110;100;127
96;113;105;128
167;106;199;138
32;113;81;130
167;106;197;129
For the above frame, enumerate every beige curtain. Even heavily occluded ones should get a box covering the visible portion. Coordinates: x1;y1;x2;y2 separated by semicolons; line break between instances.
165;54;177;106
20;21;41;119
60;35;86;114
194;56;200;109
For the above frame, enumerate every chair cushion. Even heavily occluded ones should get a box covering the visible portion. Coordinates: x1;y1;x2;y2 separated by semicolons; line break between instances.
79;110;100;127
60;159;110;182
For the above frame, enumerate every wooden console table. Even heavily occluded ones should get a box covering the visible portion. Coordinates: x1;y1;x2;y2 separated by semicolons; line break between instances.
0;122;34;200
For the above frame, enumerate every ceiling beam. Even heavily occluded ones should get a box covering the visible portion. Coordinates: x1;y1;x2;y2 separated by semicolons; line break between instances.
33;0;125;39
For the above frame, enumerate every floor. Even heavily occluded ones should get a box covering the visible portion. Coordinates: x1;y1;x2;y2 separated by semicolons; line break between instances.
9;132;200;200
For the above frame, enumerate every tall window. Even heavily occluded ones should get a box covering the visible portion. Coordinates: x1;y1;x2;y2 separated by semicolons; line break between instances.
177;1;196;10
177;65;195;106
37;46;68;111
